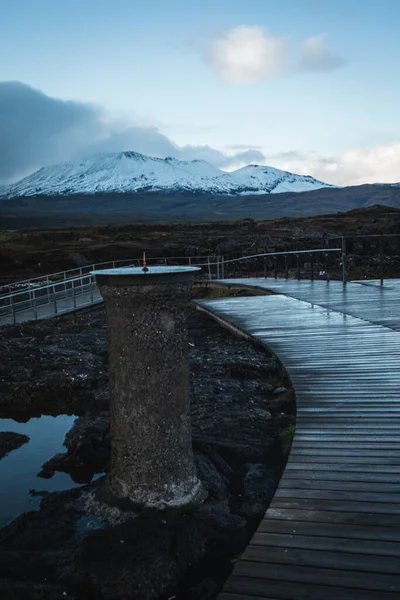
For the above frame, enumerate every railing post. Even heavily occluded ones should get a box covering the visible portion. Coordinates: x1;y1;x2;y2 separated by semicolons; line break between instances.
73;281;77;310
296;253;300;280
342;237;348;285
10;294;16;325
216;256;220;279
53;285;58;315
285;255;289;279
32;289;38;320
310;252;314;281
379;237;384;286
324;246;329;282
90;277;94;304
207;256;212;280
274;256;277;279
221;256;225;279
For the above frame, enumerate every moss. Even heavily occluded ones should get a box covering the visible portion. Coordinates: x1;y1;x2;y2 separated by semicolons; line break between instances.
279;425;295;459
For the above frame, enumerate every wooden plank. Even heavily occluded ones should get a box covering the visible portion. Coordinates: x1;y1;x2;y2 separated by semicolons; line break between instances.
270;497;400;515
276;488;400;503
280;470;400;483
293;441;400;449
286;463;400;472
251;532;400;557
279;479;400;493
257;519;400;542
233;561;400;593
242;545;400;575
223;576;400;600
291;448;400;457
266;507;400;526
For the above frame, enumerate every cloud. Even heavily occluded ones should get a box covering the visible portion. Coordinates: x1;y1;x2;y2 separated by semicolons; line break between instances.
203;27;347;83
225;143;264;150
267;142;400;186
0;81;268;184
203;25;287;84
297;34;347;72
0;81;101;183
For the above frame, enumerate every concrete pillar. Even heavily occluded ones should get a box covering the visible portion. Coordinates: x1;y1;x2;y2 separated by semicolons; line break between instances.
93;266;202;509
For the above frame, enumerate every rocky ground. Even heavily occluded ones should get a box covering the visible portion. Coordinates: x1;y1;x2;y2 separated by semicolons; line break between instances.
0;288;295;600
0;432;30;460
1;205;399;285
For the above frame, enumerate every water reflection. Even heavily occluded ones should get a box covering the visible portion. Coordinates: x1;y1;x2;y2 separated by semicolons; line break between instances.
0;414;99;526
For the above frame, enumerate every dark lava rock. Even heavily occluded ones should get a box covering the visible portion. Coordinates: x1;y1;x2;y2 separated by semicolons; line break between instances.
39;412;110;482
238;463;281;519
0;316;108;419
0;432;29;460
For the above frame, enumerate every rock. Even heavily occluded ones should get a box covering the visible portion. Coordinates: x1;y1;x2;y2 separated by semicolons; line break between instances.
273;386;287;395
238;463;281;519
64;412;110;454
224;363;276;379
262;383;274;393
0;325;108;418
194;453;228;500
38;412;110;480
197;501;247;539
0;432;29;460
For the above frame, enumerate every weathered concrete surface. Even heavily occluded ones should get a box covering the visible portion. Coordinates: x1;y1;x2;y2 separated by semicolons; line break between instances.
97;275;202;508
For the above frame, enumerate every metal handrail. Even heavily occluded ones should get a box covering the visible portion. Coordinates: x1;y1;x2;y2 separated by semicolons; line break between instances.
0;273;96;302
0;254;216;294
195;247;341;267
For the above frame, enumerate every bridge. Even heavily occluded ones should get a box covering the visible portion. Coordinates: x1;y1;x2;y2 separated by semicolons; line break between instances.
1;250;400;598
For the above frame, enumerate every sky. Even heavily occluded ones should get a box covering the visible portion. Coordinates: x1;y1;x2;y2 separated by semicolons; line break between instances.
1;0;400;186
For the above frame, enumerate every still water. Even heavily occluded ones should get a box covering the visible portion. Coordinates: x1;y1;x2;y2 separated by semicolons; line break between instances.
0;414;93;526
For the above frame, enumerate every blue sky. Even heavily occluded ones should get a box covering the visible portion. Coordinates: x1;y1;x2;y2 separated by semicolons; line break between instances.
1;0;400;185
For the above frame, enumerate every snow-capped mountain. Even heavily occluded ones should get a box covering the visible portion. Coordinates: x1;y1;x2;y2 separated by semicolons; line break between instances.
0;151;334;199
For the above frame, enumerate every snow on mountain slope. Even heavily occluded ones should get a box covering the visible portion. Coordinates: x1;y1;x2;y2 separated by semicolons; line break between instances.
0;151;334;198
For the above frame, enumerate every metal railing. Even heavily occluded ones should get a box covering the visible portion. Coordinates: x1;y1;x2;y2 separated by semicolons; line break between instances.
0;255;214;296
338;234;400;286
0;248;342;326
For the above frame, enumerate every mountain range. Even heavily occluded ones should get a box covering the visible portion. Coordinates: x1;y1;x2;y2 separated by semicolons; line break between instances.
0;151;333;198
1;151;400;227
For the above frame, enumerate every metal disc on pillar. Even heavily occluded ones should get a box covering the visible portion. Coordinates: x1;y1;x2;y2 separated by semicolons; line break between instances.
92;264;203;509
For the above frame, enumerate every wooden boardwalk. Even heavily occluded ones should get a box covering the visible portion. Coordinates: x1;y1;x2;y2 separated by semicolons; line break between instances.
198;278;400;600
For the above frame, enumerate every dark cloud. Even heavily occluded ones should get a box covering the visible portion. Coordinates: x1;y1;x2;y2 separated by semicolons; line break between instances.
0;81;268;183
0;81;101;182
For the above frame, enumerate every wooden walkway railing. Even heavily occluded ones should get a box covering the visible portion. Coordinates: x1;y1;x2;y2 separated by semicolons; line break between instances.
198;278;400;600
